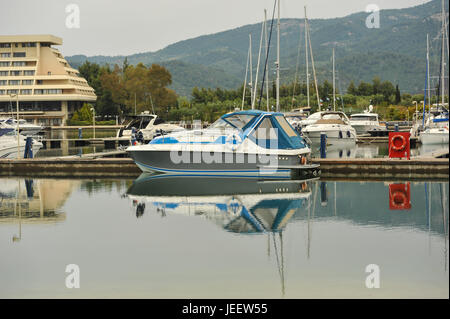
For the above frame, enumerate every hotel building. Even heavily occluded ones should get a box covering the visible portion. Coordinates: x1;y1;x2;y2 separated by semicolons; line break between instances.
0;35;96;126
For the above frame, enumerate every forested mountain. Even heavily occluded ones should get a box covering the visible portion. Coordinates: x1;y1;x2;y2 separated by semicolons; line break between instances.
67;0;448;96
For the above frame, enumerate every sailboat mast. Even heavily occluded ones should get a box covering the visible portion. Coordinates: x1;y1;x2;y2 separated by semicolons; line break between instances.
265;9;270;112
427;34;431;110
249;34;253;106
276;0;280;112
441;0;445;108
305;7;310;108
333;48;336;111
241;42;250;110
252;17;265;110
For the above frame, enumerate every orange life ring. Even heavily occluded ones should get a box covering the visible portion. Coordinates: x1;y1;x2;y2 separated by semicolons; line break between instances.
391;135;406;152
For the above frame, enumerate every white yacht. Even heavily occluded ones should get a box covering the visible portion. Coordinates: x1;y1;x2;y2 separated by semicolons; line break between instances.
349;108;383;135
0;124;43;159
301;111;357;144
117;112;184;141
126;110;316;178
0;118;43;136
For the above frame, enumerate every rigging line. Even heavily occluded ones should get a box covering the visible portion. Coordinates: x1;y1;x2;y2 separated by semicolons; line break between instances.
258;0;277;110
292;23;302;109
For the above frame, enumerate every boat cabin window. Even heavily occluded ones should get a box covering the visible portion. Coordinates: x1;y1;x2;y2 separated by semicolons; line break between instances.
154;118;165;125
350;115;377;121
126;116;155;129
275;116;297;137
252;117;276;139
322;113;342;120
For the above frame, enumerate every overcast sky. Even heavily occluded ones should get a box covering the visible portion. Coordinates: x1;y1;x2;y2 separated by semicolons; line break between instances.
1;0;430;56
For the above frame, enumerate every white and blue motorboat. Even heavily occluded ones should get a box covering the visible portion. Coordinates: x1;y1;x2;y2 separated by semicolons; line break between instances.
126;110;317;178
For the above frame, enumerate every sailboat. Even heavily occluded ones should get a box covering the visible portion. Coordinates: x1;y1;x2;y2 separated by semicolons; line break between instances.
419;1;449;145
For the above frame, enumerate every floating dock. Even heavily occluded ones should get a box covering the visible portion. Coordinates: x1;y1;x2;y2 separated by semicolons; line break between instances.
0;153;448;180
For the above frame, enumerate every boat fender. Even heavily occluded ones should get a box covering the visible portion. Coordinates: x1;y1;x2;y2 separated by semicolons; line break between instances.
339;131;343;139
347;131;351;138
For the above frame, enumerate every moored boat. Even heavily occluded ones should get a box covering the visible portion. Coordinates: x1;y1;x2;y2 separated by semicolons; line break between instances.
126;110;317;178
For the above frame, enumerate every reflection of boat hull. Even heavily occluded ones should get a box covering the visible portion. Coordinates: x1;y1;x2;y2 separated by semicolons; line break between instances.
128;173;314;196
128;150;295;178
127;174;313;233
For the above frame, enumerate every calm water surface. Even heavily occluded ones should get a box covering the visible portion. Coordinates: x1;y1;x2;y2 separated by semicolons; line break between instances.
0;176;448;298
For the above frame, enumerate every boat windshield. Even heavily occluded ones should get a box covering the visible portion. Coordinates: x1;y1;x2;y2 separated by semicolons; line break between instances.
208;114;255;131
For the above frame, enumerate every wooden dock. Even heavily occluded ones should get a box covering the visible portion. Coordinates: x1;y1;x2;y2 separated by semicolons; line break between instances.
0;155;448;180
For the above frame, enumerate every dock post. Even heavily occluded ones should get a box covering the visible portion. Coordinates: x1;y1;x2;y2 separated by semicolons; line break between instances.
320;133;327;158
23;137;33;158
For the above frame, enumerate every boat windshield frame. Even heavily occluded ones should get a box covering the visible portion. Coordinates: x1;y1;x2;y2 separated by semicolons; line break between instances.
208;114;256;132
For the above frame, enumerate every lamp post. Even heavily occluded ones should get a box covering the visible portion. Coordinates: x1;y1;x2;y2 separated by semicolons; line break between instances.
90;107;95;139
9;93;20;159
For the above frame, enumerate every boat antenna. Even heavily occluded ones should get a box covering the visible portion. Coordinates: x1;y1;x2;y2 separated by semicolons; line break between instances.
258;0;277;110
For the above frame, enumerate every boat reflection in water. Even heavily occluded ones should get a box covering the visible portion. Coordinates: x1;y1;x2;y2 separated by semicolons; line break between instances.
127;174;314;232
127;174;316;295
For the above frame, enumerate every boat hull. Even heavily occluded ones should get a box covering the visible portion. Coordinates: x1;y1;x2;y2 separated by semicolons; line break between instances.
0;143;42;159
419;131;449;144
303;128;356;145
128;149;305;178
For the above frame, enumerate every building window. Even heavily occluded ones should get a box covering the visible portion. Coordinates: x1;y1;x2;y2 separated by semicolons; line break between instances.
0;71;9;76
24;70;35;76
7;89;18;95
12;61;26;67
0;90;5;95
0;43;11;48
0;62;9;67
13;52;26;57
21;42;36;47
8;80;20;85
22;80;33;85
20;89;32;95
0;80;6;85
47;71;52;75
10;71;21;76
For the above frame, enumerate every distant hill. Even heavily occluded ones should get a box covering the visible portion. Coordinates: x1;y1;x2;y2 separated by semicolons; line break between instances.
67;0;448;96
